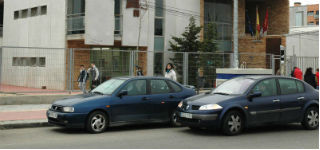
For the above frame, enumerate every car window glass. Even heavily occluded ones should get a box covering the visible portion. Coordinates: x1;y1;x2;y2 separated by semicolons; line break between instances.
121;80;146;96
151;80;170;94
167;81;182;93
252;79;277;97
296;80;305;93
279;79;298;95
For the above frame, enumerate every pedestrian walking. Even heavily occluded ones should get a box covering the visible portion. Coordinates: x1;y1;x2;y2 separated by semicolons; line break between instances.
77;65;88;94
316;68;319;89
88;63;100;90
304;68;317;88
292;67;303;80
136;66;144;76
165;63;177;81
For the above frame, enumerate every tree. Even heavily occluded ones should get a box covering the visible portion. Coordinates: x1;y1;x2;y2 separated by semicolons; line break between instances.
169;17;202;85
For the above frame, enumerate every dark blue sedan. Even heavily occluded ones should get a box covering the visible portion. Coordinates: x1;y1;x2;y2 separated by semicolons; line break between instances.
47;77;196;133
177;76;319;135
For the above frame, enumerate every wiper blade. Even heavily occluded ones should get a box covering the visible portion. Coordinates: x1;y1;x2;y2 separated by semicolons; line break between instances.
213;92;230;95
92;91;104;95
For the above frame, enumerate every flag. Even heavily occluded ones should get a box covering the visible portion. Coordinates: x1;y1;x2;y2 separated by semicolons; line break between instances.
256;6;260;39
262;8;269;37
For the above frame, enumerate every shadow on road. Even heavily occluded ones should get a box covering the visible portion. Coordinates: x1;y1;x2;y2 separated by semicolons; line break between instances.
179;123;318;136
50;123;174;134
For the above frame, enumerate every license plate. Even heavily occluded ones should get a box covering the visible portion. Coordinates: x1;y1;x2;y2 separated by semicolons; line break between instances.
180;112;192;119
48;111;58;119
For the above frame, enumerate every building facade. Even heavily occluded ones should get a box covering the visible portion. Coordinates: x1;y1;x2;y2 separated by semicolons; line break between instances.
1;0;290;90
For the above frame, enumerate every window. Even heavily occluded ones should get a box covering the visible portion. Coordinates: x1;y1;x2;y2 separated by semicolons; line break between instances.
39;57;46;67
31;7;38;17
214;78;255;95
21;9;28;18
155;18;163;36
316;21;319;25
295;11;303;26
40;6;47;15
154;53;163;76
114;0;122;35
279;79;298;95
307;11;314;16
151;80;170;94
308;22;315;25
121;80;147;96
29;57;37;67
167;80;182;93
14;11;19;19
12;57;19;66
251;79;278;97
296;80;305;93
155;0;163;17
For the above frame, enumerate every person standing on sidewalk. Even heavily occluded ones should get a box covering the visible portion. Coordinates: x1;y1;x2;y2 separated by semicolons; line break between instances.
292;67;303;80
77;65;88;94
165;63;177;81
88;63;100;90
304;67;317;89
316;68;319;89
136;65;144;76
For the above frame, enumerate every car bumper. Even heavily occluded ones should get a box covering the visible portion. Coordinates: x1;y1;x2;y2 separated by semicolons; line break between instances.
176;111;220;129
46;110;87;128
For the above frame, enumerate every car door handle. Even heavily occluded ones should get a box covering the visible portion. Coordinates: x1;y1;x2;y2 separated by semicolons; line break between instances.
142;97;151;101
169;95;176;99
273;99;280;103
297;97;305;100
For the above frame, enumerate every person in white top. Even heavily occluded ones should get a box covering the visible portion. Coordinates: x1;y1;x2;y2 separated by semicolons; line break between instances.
165;63;177;81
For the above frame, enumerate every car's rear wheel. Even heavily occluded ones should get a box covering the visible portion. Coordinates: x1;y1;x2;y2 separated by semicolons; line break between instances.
221;110;244;136
86;111;108;133
302;106;319;130
170;111;181;127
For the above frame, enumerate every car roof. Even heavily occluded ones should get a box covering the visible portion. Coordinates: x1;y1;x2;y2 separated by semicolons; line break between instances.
113;76;169;80
235;75;298;81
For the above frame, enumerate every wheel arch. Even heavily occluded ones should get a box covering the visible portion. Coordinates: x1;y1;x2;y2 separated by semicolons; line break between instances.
85;108;111;127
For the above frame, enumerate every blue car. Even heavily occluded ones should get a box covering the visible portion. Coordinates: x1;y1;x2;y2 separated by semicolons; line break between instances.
177;76;319;135
47;77;196;133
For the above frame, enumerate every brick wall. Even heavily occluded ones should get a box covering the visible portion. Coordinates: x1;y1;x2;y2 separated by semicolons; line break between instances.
307;4;319;25
265;0;289;35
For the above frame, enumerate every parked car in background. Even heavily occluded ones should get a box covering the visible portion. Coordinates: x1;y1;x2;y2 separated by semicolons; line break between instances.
177;76;319;135
47;77;196;133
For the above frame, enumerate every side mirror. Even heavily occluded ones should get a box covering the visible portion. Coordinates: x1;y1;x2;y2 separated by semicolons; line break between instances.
248;92;262;101
117;90;128;98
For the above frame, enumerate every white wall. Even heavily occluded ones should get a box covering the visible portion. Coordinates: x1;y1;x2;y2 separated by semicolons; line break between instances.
85;0;114;45
1;0;66;90
286;29;319;57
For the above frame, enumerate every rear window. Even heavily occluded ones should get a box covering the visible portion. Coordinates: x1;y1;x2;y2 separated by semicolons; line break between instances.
167;80;182;93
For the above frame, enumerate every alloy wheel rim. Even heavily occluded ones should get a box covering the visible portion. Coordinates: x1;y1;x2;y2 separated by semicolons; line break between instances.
91;114;106;132
227;114;241;133
307;110;319;128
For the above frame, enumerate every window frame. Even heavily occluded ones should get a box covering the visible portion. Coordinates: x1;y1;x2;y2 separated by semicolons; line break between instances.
149;79;171;95
119;79;147;96
166;80;183;93
114;0;122;35
278;78;299;95
250;78;279;97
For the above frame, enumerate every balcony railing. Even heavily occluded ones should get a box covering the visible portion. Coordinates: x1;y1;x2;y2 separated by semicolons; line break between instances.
67;13;85;35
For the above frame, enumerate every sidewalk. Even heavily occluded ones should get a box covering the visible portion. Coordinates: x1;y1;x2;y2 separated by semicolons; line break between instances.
0;104;52;129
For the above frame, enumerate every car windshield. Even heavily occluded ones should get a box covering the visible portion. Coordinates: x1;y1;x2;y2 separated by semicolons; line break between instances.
91;79;126;95
212;78;255;95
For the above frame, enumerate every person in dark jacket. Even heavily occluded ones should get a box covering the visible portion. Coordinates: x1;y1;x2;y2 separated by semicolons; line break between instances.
304;67;317;89
136;66;144;76
88;63;100;90
77;65;88;94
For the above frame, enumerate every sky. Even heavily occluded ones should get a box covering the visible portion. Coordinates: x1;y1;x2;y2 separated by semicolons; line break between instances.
290;0;319;6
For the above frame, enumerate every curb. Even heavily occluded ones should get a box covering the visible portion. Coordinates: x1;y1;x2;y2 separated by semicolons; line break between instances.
0;95;71;105
0;120;53;130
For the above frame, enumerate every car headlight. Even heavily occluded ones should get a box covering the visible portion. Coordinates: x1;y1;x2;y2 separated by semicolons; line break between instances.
199;104;222;110
62;107;74;113
178;101;183;108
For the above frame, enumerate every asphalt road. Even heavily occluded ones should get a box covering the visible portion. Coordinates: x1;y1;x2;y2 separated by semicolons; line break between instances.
0;124;318;149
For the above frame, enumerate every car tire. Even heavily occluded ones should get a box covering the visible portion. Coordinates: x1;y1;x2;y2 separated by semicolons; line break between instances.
302;106;319;130
86;111;108;134
221;110;244;136
170;111;181;127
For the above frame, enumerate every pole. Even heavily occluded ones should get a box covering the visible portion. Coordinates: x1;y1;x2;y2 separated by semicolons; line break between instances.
233;0;239;68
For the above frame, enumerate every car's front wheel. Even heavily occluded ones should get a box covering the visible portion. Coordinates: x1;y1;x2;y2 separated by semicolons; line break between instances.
86;111;108;133
170;111;181;127
302;106;319;130
221;110;244;136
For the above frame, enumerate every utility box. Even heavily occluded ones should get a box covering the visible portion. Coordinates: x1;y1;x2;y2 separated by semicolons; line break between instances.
216;68;273;87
